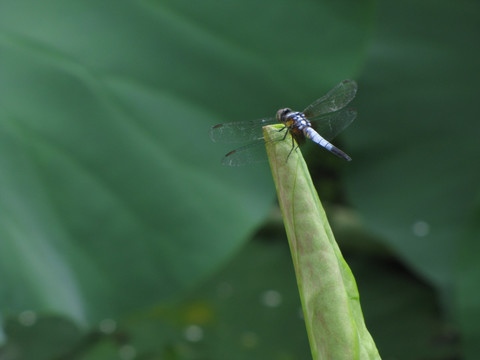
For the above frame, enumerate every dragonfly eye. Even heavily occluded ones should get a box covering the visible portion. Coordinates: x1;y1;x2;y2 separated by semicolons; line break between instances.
276;108;292;122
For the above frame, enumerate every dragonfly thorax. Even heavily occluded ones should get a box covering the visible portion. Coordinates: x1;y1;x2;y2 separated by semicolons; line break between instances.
276;108;311;131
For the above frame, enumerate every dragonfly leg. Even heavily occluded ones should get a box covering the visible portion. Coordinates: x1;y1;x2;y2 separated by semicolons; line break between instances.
280;127;291;141
276;126;289;141
286;134;299;162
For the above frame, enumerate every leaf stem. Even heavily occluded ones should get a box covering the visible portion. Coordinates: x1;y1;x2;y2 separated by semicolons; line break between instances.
263;125;381;360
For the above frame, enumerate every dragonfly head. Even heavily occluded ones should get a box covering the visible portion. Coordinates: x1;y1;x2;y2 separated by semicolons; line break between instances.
276;108;293;123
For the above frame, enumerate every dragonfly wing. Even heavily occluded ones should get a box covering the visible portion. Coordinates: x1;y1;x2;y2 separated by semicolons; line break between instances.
209;117;276;143
303;79;358;118
221;139;269;166
309;108;357;141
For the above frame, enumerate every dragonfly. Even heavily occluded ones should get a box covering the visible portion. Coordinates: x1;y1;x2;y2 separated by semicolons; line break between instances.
209;79;358;166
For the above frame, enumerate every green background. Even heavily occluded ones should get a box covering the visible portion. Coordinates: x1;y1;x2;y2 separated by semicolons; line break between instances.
0;0;479;359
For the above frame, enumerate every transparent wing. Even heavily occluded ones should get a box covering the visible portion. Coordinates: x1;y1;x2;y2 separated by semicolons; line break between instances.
209;117;277;143
221;139;269;166
303;79;358;118
309;108;357;141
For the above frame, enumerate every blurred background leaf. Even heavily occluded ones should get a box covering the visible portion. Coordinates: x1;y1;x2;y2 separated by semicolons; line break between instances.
346;0;480;291
343;0;480;357
0;0;371;324
0;0;478;359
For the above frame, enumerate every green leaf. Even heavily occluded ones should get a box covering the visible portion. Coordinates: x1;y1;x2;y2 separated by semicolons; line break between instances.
0;316;82;360
456;198;480;356
341;1;480;356
1;241;457;359
345;0;480;287
263;126;380;360
0;0;374;327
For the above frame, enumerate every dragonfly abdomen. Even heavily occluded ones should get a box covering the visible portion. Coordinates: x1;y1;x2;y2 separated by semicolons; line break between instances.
303;127;331;148
303;127;352;161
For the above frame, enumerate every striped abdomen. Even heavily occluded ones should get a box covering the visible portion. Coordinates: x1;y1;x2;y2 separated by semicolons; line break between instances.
303;127;351;161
